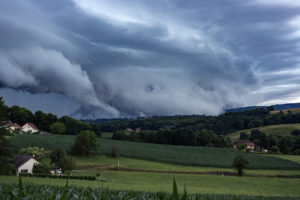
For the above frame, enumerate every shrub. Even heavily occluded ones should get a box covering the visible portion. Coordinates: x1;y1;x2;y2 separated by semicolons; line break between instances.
271;146;280;154
49;122;66;134
50;147;66;165
57;156;76;171
32;163;50;174
294;149;300;155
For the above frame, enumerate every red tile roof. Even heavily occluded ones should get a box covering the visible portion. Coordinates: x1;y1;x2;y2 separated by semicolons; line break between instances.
6;122;21;128
237;139;255;146
23;123;38;130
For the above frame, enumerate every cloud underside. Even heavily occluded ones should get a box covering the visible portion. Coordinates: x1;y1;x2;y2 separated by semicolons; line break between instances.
0;0;300;118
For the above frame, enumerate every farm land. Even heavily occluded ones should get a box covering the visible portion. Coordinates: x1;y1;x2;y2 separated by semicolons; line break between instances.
2;134;300;199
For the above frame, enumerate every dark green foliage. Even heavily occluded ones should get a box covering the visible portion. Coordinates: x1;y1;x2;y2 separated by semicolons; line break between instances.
9;135;300;169
33;111;57;132
59;116;91;135
57;156;76;171
279;137;294;154
271;146;280;153
72;130;98;156
113;128;231;147
19;173;96;180
49;122;66;134
98;107;300;134
49;147;76;171
172;179;178;200
239;132;249;140
0;128;14;175
0;97;8;121
249;129;262;141
233;155;249;176
259;133;269;149
291;129;300;136
17;176;24;198
111;144;119;157
8;105;33;126
50;147;66;165
32;163;50;174
0;182;299;200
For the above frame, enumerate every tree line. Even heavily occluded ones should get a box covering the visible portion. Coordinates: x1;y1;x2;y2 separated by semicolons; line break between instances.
99;107;300;135
112;128;232;148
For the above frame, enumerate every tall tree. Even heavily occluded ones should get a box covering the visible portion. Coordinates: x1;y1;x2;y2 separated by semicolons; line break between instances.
72;130;98;156
233;154;249;176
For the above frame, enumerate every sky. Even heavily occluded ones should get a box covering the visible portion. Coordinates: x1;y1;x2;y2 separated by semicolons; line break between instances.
0;0;300;119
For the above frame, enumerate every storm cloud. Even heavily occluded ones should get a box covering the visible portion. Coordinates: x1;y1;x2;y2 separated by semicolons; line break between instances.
0;0;299;118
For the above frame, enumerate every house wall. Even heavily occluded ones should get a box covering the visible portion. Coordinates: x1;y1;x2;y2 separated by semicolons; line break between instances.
22;125;38;133
17;158;39;174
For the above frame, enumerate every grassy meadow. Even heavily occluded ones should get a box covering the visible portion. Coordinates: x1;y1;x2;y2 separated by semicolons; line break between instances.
9;134;300;169
71;155;300;177
228;123;300;141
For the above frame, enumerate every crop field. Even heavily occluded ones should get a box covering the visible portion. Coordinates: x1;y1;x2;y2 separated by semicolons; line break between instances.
228;123;300;141
270;108;300;114
1;182;299;200
1;173;300;197
9;134;300;169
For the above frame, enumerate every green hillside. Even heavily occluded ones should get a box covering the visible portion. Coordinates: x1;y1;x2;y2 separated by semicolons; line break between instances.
9;134;300;169
228;123;300;141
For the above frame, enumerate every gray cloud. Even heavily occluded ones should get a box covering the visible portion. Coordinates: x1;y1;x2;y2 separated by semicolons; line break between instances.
0;0;299;118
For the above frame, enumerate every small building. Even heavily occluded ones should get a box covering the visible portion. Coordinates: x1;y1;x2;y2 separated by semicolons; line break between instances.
135;128;142;133
234;139;255;150
5;122;21;132
13;155;39;174
22;123;38;133
125;128;133;132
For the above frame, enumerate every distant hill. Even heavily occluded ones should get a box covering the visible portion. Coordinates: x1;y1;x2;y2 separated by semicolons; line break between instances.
225;103;300;113
228;123;300;141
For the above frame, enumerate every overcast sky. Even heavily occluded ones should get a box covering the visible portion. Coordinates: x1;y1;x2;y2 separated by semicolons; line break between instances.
0;0;300;118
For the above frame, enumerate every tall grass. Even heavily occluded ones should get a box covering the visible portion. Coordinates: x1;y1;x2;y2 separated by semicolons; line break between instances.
9;134;300;169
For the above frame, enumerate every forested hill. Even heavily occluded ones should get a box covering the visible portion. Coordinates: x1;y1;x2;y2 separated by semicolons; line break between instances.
225;103;300;113
96;107;300;135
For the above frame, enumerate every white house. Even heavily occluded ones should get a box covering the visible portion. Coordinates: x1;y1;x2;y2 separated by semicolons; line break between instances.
14;155;39;174
22;123;38;133
5;122;21;132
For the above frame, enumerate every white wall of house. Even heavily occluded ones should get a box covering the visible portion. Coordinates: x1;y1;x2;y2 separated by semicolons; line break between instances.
17;158;39;174
22;125;38;133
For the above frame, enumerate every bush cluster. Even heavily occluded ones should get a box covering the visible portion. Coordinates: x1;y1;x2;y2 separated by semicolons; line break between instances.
19;173;96;180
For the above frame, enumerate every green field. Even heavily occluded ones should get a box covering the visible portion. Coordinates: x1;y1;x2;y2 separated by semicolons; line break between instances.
228;123;300;141
72;155;300;177
9;134;300;169
1;173;300;197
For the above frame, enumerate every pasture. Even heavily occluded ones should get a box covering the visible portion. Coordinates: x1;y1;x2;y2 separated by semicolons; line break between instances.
9;134;300;169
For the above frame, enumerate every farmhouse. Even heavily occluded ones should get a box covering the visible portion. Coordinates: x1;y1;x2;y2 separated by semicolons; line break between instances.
22;123;38;133
5;122;21;132
234;139;255;150
13;155;39;174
